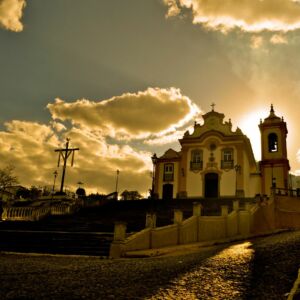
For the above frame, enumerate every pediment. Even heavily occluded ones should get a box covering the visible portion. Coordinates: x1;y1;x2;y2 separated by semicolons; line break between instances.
182;110;244;140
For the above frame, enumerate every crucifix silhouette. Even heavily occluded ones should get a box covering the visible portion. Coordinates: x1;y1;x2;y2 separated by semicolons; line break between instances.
55;138;79;193
211;102;216;111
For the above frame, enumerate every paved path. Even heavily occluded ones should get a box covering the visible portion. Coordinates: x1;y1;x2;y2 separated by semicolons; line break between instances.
1;230;300;299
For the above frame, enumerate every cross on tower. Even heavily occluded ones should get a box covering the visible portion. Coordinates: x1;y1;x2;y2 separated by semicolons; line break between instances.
55;138;79;193
211;102;216;111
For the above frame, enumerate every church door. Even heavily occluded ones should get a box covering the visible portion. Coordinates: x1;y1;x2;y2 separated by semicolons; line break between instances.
205;173;218;198
163;184;173;200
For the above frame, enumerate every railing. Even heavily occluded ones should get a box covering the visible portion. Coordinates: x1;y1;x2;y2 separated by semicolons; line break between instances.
221;160;234;169
272;187;300;197
163;173;174;182
190;161;203;171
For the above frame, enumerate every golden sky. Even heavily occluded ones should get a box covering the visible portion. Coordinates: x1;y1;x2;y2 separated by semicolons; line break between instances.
1;0;300;195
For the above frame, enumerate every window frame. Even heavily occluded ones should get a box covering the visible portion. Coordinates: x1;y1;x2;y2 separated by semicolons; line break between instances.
190;149;203;171
221;148;234;169
163;163;174;182
268;133;278;153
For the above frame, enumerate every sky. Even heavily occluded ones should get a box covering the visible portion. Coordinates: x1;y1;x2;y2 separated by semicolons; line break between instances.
1;0;300;195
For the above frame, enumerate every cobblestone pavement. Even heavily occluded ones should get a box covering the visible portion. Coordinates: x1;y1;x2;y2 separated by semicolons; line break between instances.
1;230;300;299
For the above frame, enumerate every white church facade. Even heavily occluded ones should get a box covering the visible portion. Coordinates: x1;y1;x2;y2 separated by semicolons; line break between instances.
153;105;290;199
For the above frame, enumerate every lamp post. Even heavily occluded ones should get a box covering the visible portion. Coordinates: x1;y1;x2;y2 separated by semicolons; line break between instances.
52;170;58;193
234;164;241;197
150;153;158;218
51;170;58;200
115;169;120;200
151;153;158;200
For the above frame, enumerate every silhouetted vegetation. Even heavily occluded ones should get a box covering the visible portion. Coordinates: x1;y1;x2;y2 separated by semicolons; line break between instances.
0;165;18;192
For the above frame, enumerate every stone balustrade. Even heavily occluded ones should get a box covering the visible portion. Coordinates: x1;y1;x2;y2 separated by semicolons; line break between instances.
110;199;278;258
1;200;78;221
51;202;77;215
2;205;50;221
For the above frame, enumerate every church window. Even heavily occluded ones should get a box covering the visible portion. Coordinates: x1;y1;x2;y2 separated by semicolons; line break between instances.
164;163;174;181
221;148;234;169
268;133;278;152
190;149;203;170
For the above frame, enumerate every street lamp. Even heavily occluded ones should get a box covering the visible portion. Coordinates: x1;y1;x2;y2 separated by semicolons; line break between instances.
52;170;58;193
234;164;241;197
151;153;158;200
115;169;120;200
51;170;58;200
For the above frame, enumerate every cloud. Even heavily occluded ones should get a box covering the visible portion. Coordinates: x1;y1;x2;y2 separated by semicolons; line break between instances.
0;120;152;195
0;0;26;32
0;88;202;195
250;35;264;49
47;87;201;140
270;34;288;44
163;0;300;33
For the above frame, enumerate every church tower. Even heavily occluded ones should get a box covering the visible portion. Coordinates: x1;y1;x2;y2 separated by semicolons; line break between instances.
259;105;290;195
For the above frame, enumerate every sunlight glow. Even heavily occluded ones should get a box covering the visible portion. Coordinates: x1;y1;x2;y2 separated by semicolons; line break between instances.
147;241;254;299
238;110;268;161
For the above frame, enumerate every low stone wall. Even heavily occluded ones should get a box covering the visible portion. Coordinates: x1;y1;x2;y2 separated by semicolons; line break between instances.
198;216;226;241
251;199;275;233
151;224;179;249
275;195;300;229
110;201;258;258
110;195;300;258
227;210;238;237
124;228;151;252
180;216;198;244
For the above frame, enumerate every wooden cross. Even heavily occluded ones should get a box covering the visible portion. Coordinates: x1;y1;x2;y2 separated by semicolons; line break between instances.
55;138;79;193
211;102;216;111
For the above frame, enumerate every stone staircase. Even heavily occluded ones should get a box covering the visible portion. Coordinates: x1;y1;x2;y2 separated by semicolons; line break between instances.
0;198;256;257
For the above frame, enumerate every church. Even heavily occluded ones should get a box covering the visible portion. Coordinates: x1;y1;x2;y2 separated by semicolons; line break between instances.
153;104;290;199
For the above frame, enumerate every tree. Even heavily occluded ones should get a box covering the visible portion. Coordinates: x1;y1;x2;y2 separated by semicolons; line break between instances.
0;165;18;192
29;186;42;200
121;190;143;201
16;187;31;199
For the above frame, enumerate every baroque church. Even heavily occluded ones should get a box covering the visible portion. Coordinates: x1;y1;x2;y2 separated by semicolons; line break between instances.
153;105;290;200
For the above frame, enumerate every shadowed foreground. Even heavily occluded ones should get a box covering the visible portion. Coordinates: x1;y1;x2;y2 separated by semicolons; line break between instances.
1;231;300;299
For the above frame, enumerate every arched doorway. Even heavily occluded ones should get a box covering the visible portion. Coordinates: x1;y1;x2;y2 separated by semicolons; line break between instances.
163;184;173;200
205;173;218;198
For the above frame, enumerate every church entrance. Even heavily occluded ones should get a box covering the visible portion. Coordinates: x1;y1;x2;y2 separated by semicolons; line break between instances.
205;173;219;198
162;184;173;200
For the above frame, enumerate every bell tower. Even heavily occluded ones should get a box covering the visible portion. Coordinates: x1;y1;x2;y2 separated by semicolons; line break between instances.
259;105;290;195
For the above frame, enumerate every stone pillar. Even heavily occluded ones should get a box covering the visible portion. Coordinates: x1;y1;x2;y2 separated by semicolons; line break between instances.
193;202;202;217
145;213;156;228
233;200;239;211
110;222;127;259
244;203;251;211
221;205;228;216
113;222;127;241
173;209;183;224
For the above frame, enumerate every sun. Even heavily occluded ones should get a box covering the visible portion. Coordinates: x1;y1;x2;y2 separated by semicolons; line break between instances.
237;109;269;161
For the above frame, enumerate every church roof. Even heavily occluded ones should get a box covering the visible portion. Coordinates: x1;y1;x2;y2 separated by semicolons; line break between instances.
262;104;282;124
178;105;257;168
159;148;181;160
181;106;244;141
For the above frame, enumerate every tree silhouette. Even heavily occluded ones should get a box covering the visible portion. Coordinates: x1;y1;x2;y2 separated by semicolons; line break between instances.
0;165;18;192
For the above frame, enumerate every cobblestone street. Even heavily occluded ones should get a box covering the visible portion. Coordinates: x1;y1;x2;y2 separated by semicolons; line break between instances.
1;230;300;299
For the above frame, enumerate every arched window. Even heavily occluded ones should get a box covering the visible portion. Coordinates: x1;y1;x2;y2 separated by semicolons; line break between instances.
221;148;234;169
164;163;174;182
268;133;278;152
190;149;203;170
